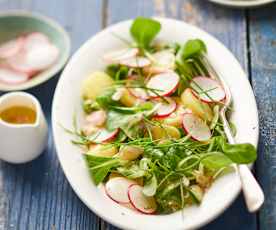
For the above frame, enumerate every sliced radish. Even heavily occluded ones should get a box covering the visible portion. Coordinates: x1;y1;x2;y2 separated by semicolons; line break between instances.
103;48;139;63
154;97;177;118
0;67;29;85
93;128;119;143
182;113;211;142
190;77;225;103
128;184;157;214
146;72;179;98
128;87;149;100
86;110;107;127
144;50;175;74
105;177;136;204
7;43;59;74
126;75;150;100
24;32;49;50
120;57;151;68
0;37;24;59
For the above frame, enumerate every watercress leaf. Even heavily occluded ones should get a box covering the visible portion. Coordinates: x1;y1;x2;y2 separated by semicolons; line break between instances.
106;110;134;130
159;180;181;198
109;102;153;114
116;163;146;179
201;152;233;170
82;99;100;113
130;17;161;49
144;148;164;160
222;142;257;164
180;39;207;60
85;155;123;185
143;174;158;196
96;88;117;109
106;64;129;81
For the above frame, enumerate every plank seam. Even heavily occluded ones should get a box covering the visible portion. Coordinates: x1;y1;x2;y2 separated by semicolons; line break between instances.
245;9;260;230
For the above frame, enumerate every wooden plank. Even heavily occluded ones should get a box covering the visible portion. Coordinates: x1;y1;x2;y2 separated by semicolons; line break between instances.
105;0;256;230
248;4;276;230
0;0;103;229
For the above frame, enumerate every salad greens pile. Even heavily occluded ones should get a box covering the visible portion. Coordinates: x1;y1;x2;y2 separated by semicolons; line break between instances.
70;17;257;214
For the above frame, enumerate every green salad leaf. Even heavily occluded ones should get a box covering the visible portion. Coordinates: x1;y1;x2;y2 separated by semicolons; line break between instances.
222;142;257;164
178;39;207;60
201;152;233;170
143;174;158;196
96;88;117;109
85;154;126;185
130;17;161;49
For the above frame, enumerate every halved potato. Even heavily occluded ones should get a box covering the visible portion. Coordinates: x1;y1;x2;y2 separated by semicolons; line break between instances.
118;145;144;161
150;125;181;140
119;88;138;107
88;144;118;157
181;88;213;122
82;71;114;100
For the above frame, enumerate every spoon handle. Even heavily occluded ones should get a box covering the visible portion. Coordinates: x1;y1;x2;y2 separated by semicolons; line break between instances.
220;112;264;212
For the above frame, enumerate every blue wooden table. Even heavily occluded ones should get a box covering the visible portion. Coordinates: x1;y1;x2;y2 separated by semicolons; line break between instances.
0;0;275;229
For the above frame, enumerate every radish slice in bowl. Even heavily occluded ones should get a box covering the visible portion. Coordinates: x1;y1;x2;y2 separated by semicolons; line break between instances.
24;32;49;49
182;113;211;142
0;67;29;85
190;77;225;103
7;43;59;74
105;177;137;204
126;75;150;100
103;48;139;63
120;57;151;68
154;97;177;118
128;184;157;214
146;72;179;97
0;37;24;59
93;128;119;143
128;87;149;100
144;50;175;74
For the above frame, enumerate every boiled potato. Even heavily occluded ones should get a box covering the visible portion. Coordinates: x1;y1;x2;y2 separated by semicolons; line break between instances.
150;125;181;140
82;71;114;100
162;113;182;128
88;144;118;157
119;88;138;107
118;145;144;161
181;88;213;122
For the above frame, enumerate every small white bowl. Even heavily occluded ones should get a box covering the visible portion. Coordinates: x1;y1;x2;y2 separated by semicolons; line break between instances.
52;18;259;230
0;10;71;91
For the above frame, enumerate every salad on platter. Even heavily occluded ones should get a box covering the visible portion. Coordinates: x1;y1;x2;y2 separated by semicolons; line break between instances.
68;17;257;215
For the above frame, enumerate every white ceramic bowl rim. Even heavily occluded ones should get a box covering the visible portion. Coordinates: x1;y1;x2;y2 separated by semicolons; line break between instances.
52;17;259;230
208;0;275;7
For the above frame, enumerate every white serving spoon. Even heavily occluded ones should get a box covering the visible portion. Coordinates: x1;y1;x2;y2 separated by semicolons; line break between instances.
201;55;264;212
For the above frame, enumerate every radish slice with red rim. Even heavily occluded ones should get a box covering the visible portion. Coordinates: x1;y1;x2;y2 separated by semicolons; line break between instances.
120;57;151;68
128;87;149;100
154;97;177;118
128;184;157;214
190;77;225;103
0;67;29;85
93;128;119;143
126;75;150;100
182;113;211;142
0;37;24;59
144;50;175;74
103;48;139;63
24;32;50;50
105;177;136;204
146;72;179;97
7;43;59;74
